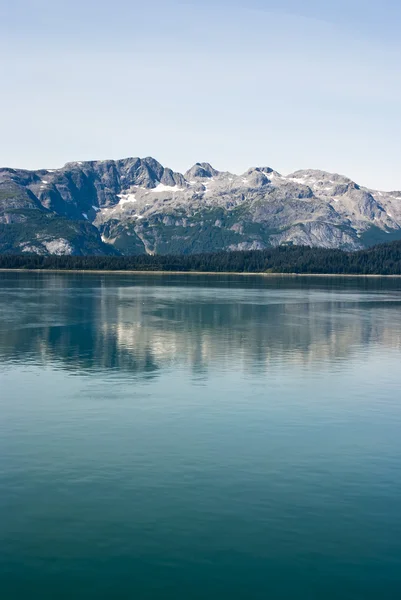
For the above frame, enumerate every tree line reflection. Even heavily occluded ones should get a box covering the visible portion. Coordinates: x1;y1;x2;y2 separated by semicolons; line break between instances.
0;272;401;377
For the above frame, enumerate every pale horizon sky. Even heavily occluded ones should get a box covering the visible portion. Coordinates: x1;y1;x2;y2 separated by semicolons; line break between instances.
1;0;401;190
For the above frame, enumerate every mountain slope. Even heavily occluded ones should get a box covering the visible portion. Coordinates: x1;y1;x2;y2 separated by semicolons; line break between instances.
1;157;401;255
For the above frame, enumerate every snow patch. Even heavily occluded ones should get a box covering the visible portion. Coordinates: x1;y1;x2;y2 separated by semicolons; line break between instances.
286;176;316;185
151;183;184;193
41;180;48;184
117;193;137;205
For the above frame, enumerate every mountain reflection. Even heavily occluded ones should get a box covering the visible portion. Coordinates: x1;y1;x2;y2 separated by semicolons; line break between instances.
1;272;401;377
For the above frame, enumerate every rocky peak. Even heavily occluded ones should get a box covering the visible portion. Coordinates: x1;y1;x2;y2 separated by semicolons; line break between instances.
1;155;401;256
255;167;274;174
160;168;187;188
287;169;353;185
241;168;273;187
184;162;219;180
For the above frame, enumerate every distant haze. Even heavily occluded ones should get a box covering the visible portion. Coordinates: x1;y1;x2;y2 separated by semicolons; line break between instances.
1;0;401;191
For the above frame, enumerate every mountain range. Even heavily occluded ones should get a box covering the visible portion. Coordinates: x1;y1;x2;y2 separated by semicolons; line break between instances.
1;156;401;255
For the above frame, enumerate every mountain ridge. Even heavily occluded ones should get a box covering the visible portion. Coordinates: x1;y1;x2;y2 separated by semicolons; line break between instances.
1;156;400;256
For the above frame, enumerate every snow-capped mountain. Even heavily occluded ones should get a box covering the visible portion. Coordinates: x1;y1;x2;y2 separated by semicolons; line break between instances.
1;156;401;255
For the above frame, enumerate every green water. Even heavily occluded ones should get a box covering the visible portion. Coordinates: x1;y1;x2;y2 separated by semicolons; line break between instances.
1;272;401;599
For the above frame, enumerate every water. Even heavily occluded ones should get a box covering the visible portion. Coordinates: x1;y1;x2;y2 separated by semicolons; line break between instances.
1;272;401;599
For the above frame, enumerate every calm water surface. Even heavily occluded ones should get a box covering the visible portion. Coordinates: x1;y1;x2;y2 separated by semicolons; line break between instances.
1;272;401;599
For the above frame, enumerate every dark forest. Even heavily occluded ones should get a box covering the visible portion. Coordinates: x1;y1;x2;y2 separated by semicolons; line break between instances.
1;240;401;275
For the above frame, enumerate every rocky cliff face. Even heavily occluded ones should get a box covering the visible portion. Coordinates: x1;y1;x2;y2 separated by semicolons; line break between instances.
1;157;401;255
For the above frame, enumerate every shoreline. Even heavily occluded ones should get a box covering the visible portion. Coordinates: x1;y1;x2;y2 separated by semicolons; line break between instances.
1;268;401;278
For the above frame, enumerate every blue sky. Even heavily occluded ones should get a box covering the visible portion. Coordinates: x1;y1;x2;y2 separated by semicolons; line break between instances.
1;0;400;189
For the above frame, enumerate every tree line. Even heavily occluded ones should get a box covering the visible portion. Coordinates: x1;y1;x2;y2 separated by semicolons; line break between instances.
1;241;401;275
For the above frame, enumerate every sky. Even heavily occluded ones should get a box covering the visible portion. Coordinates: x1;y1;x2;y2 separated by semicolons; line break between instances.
1;0;401;190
